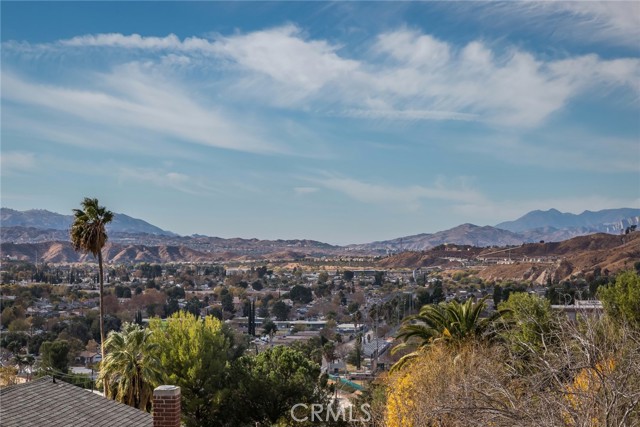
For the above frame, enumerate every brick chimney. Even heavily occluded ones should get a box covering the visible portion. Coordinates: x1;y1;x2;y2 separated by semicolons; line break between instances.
153;385;181;427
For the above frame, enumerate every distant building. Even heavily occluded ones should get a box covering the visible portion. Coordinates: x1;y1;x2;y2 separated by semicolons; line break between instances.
551;300;604;321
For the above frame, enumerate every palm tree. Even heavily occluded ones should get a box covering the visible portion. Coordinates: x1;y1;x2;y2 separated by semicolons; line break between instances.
98;323;162;411
70;197;113;378
391;296;502;371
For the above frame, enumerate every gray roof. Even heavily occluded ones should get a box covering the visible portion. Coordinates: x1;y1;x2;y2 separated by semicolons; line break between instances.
362;340;390;358
0;376;152;427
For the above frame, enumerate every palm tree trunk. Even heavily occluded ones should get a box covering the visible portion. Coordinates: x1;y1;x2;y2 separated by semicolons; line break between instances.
98;250;106;394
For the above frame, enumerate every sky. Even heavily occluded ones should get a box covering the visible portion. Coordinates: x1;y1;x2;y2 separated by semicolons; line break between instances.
1;1;639;245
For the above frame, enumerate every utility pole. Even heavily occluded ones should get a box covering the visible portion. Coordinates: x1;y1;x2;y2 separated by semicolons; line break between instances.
374;305;379;371
248;297;256;336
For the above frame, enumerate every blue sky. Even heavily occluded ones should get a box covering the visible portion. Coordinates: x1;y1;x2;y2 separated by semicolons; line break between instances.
2;2;639;244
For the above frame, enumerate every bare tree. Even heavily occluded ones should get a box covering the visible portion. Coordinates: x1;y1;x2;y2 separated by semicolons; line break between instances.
381;311;640;427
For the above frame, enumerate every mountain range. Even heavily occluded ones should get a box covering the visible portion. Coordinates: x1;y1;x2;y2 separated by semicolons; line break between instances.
496;208;640;233
1;207;639;261
0;208;176;236
348;209;639;252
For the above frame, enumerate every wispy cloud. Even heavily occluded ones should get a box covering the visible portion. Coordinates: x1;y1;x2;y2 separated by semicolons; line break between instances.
461;1;640;49
309;173;486;210
463;131;640;173
294;186;319;195
2;64;283;155
117;167;217;195
0;151;37;175
4;26;638;128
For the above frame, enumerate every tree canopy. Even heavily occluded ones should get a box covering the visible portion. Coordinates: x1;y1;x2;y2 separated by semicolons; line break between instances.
598;270;640;327
148;312;235;427
231;346;329;425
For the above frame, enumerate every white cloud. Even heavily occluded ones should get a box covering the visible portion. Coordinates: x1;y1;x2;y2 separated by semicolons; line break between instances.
2;65;282;155
117;167;216;195
60;33;186;50
212;25;359;96
310;173;486;210
294;186;319;195
450;2;640;49
5;26;638;128
341;108;477;121
0;151;36;175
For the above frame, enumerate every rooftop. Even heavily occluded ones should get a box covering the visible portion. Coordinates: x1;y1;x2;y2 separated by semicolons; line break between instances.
0;376;152;427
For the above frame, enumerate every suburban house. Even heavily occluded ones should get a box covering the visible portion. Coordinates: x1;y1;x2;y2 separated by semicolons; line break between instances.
0;376;181;427
76;350;102;366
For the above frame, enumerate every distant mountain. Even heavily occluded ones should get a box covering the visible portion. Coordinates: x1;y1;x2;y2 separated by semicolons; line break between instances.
350;223;525;252
0;208;177;236
3;206;639;262
353;208;640;253
496;208;640;233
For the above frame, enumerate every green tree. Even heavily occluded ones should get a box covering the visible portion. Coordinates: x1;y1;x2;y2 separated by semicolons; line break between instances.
323;341;336;364
343;270;355;282
318;271;329;284
70;197;113;375
347;335;363;369
430;281;445;304
598;270;640;327
149;312;234;427
262;318;278;341
185;296;202;317
98;323;162;411
232;346;329;425
221;293;234;313
271;300;290;321
498;292;554;360
290;285;313;304
493;284;503;306
40;340;70;374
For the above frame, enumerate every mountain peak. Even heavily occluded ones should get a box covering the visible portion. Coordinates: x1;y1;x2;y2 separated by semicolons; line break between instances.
1;207;177;237
496;208;640;233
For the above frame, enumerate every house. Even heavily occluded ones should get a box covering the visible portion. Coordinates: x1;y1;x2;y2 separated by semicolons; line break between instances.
76;351;102;366
337;323;365;334
0;376;181;427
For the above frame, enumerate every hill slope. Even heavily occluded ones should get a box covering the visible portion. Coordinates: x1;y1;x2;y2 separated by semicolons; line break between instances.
378;232;640;282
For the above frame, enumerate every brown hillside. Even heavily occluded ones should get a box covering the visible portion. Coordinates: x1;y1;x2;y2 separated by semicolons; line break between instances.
378;233;640;282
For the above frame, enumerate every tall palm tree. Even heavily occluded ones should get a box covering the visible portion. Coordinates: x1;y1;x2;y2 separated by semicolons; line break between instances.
70;197;113;375
98;323;162;411
391;296;503;371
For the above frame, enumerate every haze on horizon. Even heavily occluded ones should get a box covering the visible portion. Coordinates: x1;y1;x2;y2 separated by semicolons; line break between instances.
1;2;639;245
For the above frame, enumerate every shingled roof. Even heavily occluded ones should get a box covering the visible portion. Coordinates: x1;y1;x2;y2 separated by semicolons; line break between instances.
0;376;152;427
